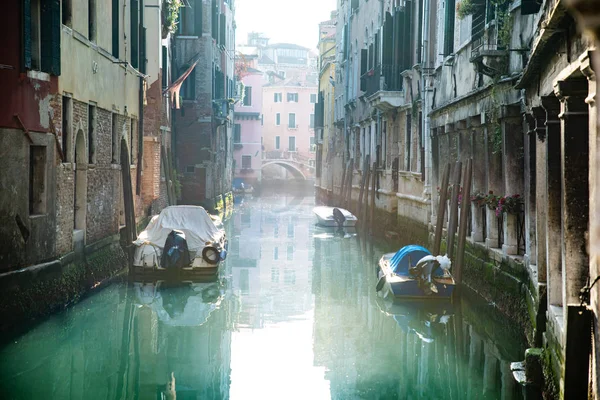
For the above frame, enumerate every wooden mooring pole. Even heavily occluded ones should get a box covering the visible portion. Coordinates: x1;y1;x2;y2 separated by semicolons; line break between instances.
357;155;369;222
121;139;137;273
455;159;472;285
345;159;354;210
369;162;377;234
446;161;462;261
433;163;451;255
339;161;347;205
362;162;371;230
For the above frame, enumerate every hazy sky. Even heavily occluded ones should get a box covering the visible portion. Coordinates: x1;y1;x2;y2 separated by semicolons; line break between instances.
235;0;337;50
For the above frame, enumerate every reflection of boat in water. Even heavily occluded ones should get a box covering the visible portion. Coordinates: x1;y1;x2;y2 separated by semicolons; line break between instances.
313;224;357;239
377;245;455;299
313;206;358;227
133;281;223;327
132;206;228;280
376;296;454;343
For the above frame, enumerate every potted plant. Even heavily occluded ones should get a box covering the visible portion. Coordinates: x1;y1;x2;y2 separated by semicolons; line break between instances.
471;192;486;207
495;194;522;216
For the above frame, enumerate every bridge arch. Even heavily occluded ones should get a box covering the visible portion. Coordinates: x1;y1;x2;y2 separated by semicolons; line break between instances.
261;160;307;180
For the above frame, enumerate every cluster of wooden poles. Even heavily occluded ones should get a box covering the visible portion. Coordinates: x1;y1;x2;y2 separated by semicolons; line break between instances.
337;155;379;234
432;159;472;286
337;155;473;286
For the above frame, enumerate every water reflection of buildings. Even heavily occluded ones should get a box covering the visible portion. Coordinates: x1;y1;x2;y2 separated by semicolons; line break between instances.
311;235;525;400
229;196;314;328
0;281;233;400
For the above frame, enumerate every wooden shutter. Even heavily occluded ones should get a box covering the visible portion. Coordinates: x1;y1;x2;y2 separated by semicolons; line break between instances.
162;46;168;88
360;49;367;92
41;0;61;75
444;0;456;56
383;12;393;66
374;32;379;69
112;0;119;58
195;0;203;35
211;0;218;40
131;0;139;68
22;0;32;70
219;14;226;46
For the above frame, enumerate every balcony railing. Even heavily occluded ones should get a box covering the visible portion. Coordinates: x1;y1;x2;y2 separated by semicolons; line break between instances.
362;64;404;97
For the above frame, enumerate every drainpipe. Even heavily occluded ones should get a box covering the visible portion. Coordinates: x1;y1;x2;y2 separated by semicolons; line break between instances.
136;0;146;195
421;0;431;215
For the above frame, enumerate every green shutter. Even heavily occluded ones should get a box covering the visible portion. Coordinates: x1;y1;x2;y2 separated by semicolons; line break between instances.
219;13;225;46
112;0;119;58
22;0;32;70
194;0;203;35
131;0;139;68
444;0;456;56
41;0;61;75
211;0;217;40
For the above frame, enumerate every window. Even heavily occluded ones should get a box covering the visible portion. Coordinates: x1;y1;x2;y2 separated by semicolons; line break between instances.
182;69;196;100
62;0;72;27
310;114;315;129
30;0;41;70
310;136;315;152
62;96;71;162
274;247;279;260
275;136;280;150
234;124;241;143
287;93;298;102
111;112;118;164
274;93;282;102
274;225;279;237
112;0;119;57
29;146;47;215
287;245;294;261
162;46;168;89
284;269;295;284
88;105;96;164
288;136;296;152
242;155;252;169
186;165;195;173
443;0;456;56
276;113;281;126
25;0;61;74
88;0;96;42
240;269;249;294
310;93;317;103
271;267;280;283
130;0;139;68
287;222;294;238
243;86;252;106
194;0;203;35
288;113;296;129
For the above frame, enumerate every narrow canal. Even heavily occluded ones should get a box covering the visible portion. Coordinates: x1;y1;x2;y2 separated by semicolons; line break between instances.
0;193;527;399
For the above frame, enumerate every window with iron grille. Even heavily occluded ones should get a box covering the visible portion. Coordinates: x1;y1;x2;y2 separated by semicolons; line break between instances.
242;155;251;169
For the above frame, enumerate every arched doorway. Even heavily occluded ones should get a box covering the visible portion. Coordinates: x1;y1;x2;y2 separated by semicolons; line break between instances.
74;130;87;237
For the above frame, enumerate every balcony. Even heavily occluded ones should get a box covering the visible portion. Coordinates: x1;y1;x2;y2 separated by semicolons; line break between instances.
366;64;406;112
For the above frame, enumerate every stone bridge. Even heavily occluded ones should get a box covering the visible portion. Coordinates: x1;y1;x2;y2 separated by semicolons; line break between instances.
261;158;315;180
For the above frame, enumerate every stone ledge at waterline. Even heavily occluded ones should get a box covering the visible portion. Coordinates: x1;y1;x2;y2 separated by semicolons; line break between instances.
0;234;128;337
438;236;538;344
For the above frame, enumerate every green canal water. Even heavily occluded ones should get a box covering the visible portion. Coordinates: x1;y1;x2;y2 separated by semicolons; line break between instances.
0;194;527;399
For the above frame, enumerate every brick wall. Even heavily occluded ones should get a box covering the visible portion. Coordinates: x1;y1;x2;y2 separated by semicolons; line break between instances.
56;163;74;254
142;139;161;206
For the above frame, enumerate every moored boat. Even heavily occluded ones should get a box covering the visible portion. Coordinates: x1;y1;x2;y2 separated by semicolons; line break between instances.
313;206;358;227
132;205;228;279
376;245;455;299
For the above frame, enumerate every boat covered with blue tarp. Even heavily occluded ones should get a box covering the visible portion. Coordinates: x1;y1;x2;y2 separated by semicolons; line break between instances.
377;245;455;299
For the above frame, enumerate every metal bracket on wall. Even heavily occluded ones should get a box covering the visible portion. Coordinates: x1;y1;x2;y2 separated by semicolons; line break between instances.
13;114;33;144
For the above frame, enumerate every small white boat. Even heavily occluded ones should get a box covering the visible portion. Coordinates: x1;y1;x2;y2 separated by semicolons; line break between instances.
133;206;228;279
313;206;358;227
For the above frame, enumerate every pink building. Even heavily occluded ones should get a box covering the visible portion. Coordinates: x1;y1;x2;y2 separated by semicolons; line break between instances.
233;66;265;188
262;82;318;179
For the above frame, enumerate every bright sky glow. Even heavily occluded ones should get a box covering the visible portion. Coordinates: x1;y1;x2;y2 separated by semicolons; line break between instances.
235;0;338;50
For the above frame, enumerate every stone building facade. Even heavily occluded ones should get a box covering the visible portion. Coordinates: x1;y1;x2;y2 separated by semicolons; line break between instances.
173;0;235;209
0;0;173;332
323;0;600;396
